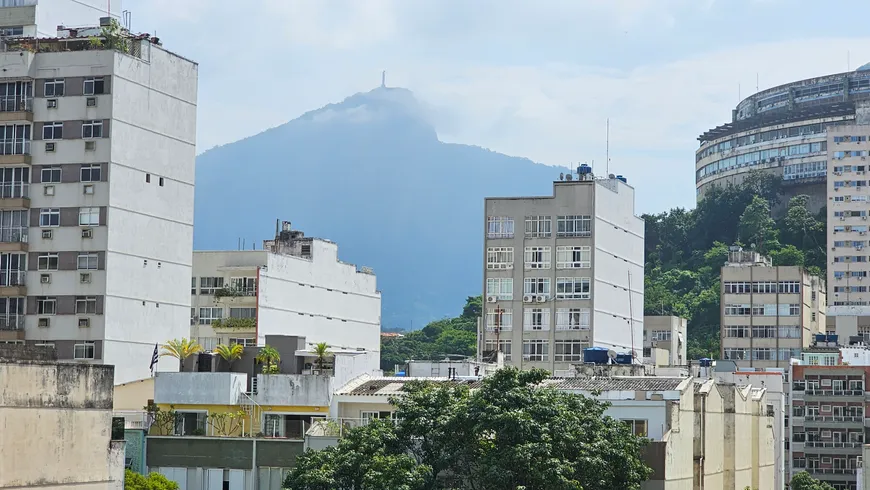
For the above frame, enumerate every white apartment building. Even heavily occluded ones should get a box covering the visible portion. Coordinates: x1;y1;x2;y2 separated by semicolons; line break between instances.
191;221;381;371
829;122;870;314
0;5;198;383
642;315;687;366
479;170;644;372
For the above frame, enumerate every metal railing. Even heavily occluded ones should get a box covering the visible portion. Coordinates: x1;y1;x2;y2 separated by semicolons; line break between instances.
0;228;27;243
0;270;25;287
804;415;864;423
805;441;862;448
805;389;864;396
807;468;857;475
0;314;24;330
0;96;31;113
0;139;29;156
0;183;28;199
114;410;152;430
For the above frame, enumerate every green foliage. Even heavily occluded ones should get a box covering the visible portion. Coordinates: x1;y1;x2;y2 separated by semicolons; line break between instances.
380;296;480;372
643;171;826;360
213;343;244;364
789;471;836;490
284;368;651;490
313;342;331;370
207;410;246;436
144;402;176;436
160;338;202;371
125;470;179;490
256;345;281;374
211;317;256;330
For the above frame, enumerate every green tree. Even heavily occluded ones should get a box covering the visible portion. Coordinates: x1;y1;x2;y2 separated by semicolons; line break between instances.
160;338;202;371
789;471;836;490
738;195;778;253
124;470;179;490
284;368;652;490
255;345;281;374
313;342;331;371
213;343;244;368
769;244;805;266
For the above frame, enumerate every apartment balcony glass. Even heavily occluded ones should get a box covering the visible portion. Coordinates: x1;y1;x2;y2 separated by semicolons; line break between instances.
0;81;32;113
0;210;29;243
0;314;24;331
0;182;28;199
0;269;25;287
0;124;30;155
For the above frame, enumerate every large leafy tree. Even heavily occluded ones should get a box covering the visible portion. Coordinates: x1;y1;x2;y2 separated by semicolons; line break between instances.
789;471;836;490
124;470;178;490
284;368;652;490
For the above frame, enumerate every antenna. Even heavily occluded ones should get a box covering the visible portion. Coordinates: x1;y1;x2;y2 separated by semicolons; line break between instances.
849;50;851;71
381;70;386;88
756;73;759;94
605;118;610;176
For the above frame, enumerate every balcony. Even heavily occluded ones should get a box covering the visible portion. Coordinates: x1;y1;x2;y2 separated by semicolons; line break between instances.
114;410;152;430
0;314;24;341
804;415;864;428
805;468;858;482
0;96;33;123
0;183;29;210
214;286;257;305
0;227;28;252
803;388;865;401
0;270;25;296
803;441;863;454
0;139;30;165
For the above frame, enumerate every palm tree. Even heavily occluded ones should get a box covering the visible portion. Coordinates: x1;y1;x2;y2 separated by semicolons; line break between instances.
313;342;331;371
255;345;281;374
213;343;244;369
160;338;203;371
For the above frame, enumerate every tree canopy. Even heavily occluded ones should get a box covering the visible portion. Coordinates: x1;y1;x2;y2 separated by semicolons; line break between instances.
642;171;826;358
789;471;836;490
284;367;652;490
124;471;179;490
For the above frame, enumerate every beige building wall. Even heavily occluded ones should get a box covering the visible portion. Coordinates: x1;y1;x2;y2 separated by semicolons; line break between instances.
0;349;124;490
720;251;825;369
113;376;154;410
643;315;688;366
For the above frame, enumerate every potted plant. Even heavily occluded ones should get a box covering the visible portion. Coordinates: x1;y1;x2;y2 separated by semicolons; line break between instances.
255;345;280;374
213;343;244;371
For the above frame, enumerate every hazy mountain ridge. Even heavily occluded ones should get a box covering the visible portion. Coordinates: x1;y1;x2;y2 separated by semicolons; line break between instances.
194;86;562;329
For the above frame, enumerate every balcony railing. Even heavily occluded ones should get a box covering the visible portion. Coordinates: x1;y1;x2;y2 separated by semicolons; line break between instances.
114;410;153;430
805;415;864;423
0;314;24;330
805;389;864;396
807;468;857;475
0;228;27;243
0;183;27;199
0;96;31;113
0;270;25;286
805;441;862;448
0;139;29;156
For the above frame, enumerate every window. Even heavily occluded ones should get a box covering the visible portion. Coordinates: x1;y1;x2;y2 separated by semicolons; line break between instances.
229;307;256;319
554;341;588;362
724;325;749;338
724;304;751;316
485;278;513;300
228;337;257;347
74;341;96;360
199;277;224;295
0;26;23;36
621;419;648;437
37;253;58;271
556;215;592;237
198;307;223;325
556;277;591;299
485;308;512;331
44;79;64;97
486;216;514;238
78;207;99;226
81;120;103;139
173;411;207;436
524;246;551;269
484;339;511;360
41;166;61;183
80;164;101;182
556;246;591;269
77;253;98;270
523;277;550;296
83;77;105;96
39;208;59;227
723;347;748;360
37;296;56;315
779;281;801;293
486;247;514;270
159;177;164;187
75;296;97;314
42;122;62;140
191;277;197;295
523;307;550;331
522;339;548;361
723;281;751;294
651;330;672;341
753;348;774;361
524;216;551;238
556;307;590;330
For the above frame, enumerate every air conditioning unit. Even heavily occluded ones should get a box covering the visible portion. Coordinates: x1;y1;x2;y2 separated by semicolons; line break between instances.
80;273;91;284
832;247;837;251
486;295;498;303
81;228;93;238
83;184;94;195
863;216;867;220
841;217;846;221
86;97;96;107
522;295;534;303
861;231;866;236
536;295;548;303
78;318;91;328
46;99;57;109
40;274;50;284
836;172;843;176
43;185;54;196
85;140;96;151
37;317;49;328
45;142;55;152
41;229;52;239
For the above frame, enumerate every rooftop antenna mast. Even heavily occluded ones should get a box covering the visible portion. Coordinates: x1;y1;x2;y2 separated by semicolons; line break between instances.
381;70;386;88
605;118;610;175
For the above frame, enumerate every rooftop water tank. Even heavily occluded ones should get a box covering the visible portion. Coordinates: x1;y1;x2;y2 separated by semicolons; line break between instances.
699;358;713;367
616;175;627;184
615;352;633;365
578;164;592;175
583;347;609;364
815;334;827;343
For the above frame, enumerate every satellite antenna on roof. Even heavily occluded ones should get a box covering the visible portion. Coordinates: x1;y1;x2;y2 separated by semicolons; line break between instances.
607;350;617;364
559;172;564;181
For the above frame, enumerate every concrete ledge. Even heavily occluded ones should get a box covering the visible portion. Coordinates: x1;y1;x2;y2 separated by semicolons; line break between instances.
0;111;33;123
0;154;30;165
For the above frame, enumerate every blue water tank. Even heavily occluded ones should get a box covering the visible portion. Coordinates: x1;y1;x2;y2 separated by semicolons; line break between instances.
578;164;592;175
815;334;827;343
395;371;406;377
583;347;609;364
699;358;713;367
828;334;839;344
616;175;627;184
615;353;633;365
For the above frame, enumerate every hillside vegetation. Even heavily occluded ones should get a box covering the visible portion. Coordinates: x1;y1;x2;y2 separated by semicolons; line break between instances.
642;171;826;358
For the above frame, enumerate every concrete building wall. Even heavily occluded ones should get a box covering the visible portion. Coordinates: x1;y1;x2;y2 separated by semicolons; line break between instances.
643;315;688;366
254;374;333;407
0;356;123;490
113;376;154;410
154;372;246;405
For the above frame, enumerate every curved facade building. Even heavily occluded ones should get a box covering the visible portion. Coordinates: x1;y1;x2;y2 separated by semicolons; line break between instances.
696;64;870;212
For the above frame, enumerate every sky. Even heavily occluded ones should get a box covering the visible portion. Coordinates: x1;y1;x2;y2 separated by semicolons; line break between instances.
39;0;870;213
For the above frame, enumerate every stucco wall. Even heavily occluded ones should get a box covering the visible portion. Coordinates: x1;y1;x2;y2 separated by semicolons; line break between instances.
254;374;333;407
113;377;154;410
154;372;246;405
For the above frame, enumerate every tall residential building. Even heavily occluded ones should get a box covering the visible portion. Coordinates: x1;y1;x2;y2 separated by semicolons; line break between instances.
0;344;125;489
696;63;870;213
0;5;198;383
828;122;870;314
642;315;687;366
720;248;826;369
191;221;381;372
479;170;644;372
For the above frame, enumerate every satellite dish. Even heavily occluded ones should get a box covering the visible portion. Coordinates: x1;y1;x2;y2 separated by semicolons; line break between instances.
559;172;564;181
607;349;617;359
565;174;573;181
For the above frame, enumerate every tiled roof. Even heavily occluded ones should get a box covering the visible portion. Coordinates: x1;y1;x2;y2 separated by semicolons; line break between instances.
337;375;687;397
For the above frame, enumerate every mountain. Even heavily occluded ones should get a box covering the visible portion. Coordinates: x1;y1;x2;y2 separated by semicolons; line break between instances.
194;86;562;329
